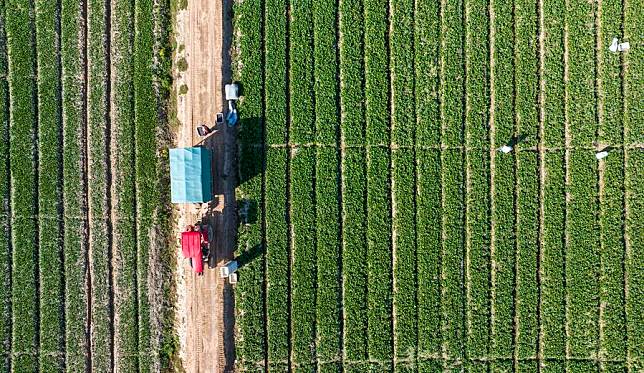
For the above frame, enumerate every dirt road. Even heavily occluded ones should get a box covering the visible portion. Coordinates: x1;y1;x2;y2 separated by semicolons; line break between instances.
174;0;236;371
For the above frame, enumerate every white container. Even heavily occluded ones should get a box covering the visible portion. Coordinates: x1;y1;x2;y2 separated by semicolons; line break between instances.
609;37;619;52
596;151;609;160
219;260;239;278
225;84;239;100
618;42;630;52
498;145;513;154
228;273;238;284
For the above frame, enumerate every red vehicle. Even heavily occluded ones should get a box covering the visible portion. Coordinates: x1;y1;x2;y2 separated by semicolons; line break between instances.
181;224;213;275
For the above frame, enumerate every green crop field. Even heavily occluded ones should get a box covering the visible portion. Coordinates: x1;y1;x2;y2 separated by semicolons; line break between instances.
233;0;643;371
0;0;172;371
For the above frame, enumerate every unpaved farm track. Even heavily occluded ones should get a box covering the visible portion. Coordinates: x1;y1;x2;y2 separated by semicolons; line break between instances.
173;0;236;371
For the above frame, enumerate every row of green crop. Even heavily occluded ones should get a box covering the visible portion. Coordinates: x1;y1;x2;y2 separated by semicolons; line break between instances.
339;0;364;146
565;151;599;358
6;0;39;369
264;147;288;365
441;149;465;360
542;0;565;147
465;149;490;360
342;149;368;360
112;0;139;369
566;0;596;145
414;0;440;146
233;0;266;368
491;152;515;359
464;0;490;359
597;0;623;144
598;154;626;359
263;1;287;364
366;147;392;360
390;0;414;147
312;0;343;362
392;149;417;359
363;0;392;358
440;0;465;147
541;153;566;359
364;0;388;146
625;151;643;369
625;0;643;365
416;149;442;357
315;148;342;362
624;0;643;144
264;0;289;359
134;0;157;369
515;152;539;358
289;0;315;144
87;0;113;368
290;147;317;365
61;0;91;368
35;0;65;370
490;0;515;359
514;0;539;149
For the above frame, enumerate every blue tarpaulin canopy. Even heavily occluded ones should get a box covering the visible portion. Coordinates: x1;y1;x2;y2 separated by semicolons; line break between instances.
170;147;213;203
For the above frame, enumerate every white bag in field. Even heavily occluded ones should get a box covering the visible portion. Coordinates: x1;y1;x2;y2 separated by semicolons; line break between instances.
618;42;630;52
498;145;513;154
596;151;609;160
609;37;619;52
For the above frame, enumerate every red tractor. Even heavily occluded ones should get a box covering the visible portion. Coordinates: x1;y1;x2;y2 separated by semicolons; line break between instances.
181;223;214;275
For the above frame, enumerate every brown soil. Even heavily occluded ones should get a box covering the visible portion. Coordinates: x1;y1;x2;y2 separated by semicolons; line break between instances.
173;0;236;371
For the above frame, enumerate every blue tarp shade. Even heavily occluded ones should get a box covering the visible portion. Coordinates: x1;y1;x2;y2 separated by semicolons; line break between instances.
170;147;213;203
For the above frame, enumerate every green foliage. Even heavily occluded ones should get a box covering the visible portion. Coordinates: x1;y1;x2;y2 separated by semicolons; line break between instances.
366;147;392;360
415;0;440;146
491;152;515;358
233;0;266;368
416;150;442;357
291;148;316;364
625;0;643;144
265;147;289;361
516;151;539;358
566;0;596;145
289;0;315;144
566;151;599;358
626;151;644;362
34;0;64;369
441;149;465;359
339;0;364;146
315;148;342;361
342;148;368;360
599;154;626;359
542;0;565;147
542;153;566;359
176;57;188;72
393;149;417;359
